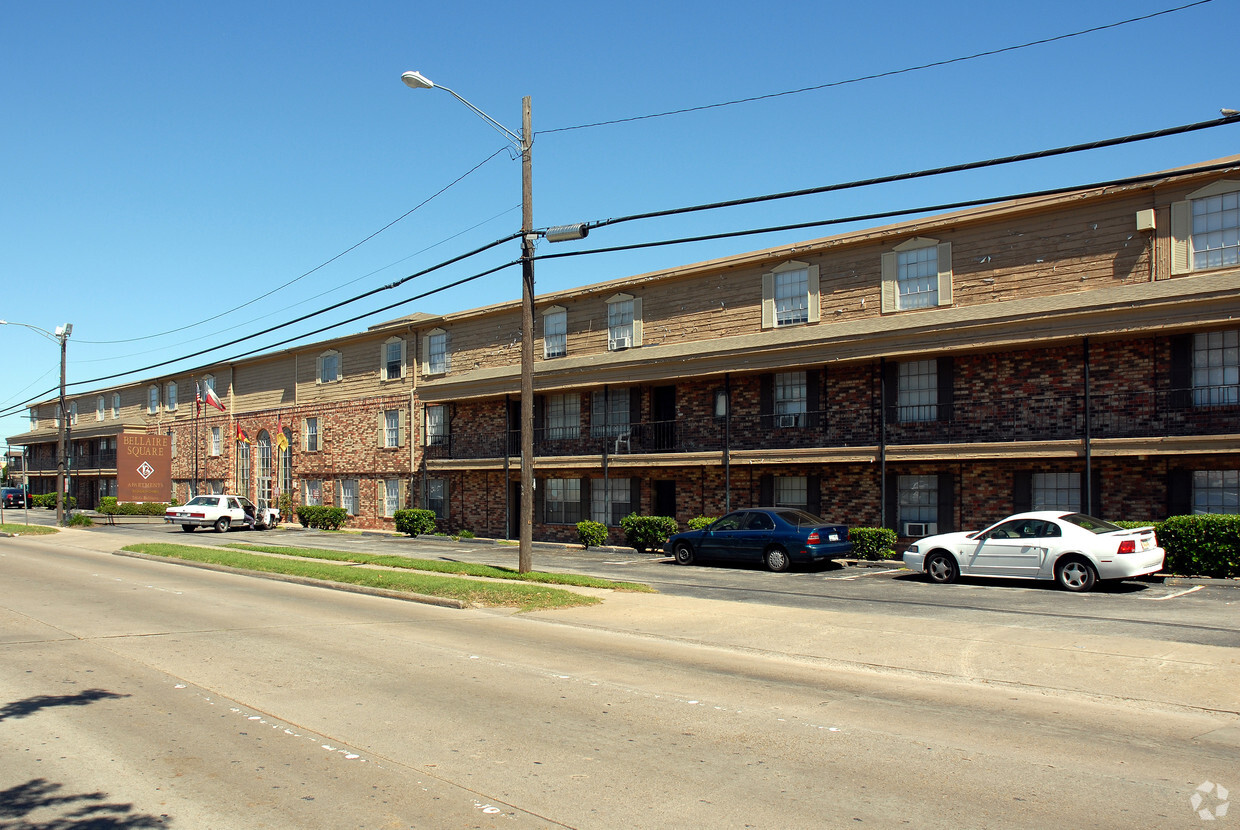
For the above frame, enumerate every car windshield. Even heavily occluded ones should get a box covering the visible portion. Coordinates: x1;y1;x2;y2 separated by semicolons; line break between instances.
1059;513;1123;534
185;496;219;506
773;509;828;527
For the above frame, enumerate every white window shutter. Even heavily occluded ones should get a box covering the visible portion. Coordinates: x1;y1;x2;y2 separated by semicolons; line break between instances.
399;410;406;447
880;251;897;313
936;241;953;307
1170;200;1191;275
631;297;643;346
420;334;430;375
761;271;775;329
377;412;386;447
807;264;821;324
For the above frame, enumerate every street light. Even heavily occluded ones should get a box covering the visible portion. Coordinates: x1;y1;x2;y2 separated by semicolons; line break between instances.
401;70;537;573
0;319;72;525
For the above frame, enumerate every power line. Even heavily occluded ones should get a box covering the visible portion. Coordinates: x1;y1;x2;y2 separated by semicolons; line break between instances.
541;0;1216;134
73;146;511;346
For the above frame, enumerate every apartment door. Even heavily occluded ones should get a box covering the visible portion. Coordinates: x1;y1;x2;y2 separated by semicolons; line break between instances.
651;385;676;451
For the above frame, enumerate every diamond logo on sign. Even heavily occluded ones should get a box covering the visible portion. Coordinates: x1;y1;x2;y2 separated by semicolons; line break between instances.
137;462;155;480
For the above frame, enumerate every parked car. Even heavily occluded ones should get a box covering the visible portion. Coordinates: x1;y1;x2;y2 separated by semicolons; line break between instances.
665;508;852;572
1;487;31;509
903;511;1164;592
165;495;280;533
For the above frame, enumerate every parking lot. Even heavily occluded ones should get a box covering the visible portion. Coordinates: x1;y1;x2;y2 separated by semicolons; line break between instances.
66;517;1240;651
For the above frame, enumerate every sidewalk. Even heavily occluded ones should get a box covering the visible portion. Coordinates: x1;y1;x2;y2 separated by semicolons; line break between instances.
35;525;1240;719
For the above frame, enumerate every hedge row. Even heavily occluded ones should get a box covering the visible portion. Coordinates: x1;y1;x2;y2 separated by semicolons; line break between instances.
296;505;348;530
32;494;77;510
1114;515;1239;578
97;497;169;516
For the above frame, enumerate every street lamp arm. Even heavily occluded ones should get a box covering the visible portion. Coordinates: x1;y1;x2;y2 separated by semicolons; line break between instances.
401;71;525;151
0;320;59;344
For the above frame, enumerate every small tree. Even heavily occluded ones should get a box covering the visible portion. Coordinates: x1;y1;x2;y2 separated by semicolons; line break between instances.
577;520;607;549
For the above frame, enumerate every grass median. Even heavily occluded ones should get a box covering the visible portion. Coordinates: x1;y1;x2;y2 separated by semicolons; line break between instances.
122;543;649;611
226;542;656;592
0;523;58;536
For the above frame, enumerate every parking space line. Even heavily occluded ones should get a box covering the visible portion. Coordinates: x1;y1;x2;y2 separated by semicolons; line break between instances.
1146;585;1205;601
835;568;903;580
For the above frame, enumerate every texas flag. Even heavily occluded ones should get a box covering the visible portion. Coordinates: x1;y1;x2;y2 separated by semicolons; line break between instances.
200;382;226;412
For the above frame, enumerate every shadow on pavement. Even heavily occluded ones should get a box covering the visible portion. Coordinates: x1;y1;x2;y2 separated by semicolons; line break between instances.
0;778;170;827
0;689;130;723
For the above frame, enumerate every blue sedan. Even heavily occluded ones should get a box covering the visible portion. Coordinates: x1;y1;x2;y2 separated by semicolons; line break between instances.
665;508;852;572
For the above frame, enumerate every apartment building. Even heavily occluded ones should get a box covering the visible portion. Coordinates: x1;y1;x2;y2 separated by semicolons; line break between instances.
9;157;1240;541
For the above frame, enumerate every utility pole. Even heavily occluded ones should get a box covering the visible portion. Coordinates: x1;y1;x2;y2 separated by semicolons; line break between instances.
518;95;534;574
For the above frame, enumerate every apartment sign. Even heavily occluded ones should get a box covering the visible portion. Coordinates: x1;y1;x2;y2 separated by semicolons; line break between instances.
117;433;172;503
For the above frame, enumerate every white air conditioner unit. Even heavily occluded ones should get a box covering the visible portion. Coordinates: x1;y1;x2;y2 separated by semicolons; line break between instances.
903;521;937;537
609;336;631;351
776;414;798;428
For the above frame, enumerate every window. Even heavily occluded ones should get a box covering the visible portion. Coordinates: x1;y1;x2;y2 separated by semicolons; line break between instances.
167;429;176;458
774;372;807;427
1171;181;1240;274
1193;330;1239;406
545;393;580;440
426;405;448;447
317;350;341;384
382;337;405;381
69;401;78;426
775;476;808;510
1032;472;1081;512
545;478;581;524
425;478;447;519
235;441;251;500
898;475;938;525
591;388;630;439
338;479;358;515
606;294;642;350
1192;470;1239;514
762;261;820;329
210;426;222;456
591;478;632;526
111;393;120;419
543;306;567;358
29;409;37;430
96;396;105;421
148;385;159;415
305;417;320;452
382;479;400;518
279;428;292;499
424;329;449;375
898;360;938;422
166;382;178;412
382;410;401;448
303;479;322;506
881;238;953;313
202;374;216;395
257;431;272;504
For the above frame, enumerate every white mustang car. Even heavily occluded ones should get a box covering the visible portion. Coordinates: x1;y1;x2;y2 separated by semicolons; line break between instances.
903;512;1164;592
165;495;280;533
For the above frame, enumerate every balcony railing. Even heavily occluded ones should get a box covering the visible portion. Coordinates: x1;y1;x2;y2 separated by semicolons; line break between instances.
423;387;1239;462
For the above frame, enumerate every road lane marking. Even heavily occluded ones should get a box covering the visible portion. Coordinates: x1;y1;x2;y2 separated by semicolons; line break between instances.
835;568;903;580
1146;585;1205;601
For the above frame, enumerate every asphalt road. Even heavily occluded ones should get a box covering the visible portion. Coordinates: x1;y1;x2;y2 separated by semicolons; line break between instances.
2;526;1237;828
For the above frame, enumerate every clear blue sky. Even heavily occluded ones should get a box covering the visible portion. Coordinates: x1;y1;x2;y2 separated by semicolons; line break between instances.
2;0;1237;446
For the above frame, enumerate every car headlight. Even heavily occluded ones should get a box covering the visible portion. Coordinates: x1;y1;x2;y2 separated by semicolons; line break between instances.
906;544;919;554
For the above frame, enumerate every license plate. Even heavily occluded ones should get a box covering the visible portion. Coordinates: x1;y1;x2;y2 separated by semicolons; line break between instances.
828;534;839;542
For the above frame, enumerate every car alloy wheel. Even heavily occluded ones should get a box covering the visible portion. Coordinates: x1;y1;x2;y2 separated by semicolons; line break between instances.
674;542;695;566
1056;557;1097;592
925;552;958;584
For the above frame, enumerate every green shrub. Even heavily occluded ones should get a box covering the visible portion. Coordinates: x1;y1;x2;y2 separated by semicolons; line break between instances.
98;497;119;515
394;509;437;537
457;529;475;539
848;527;898;560
1151;514;1240;578
687;516;716;531
67;513;94;527
620;514;679;553
296;505;348;530
576;520;608;549
34;494;76;510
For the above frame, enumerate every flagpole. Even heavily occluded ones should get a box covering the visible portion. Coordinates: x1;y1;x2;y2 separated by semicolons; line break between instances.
193;378;200;497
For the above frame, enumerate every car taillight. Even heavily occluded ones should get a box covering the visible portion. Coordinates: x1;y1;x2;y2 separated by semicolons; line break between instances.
1117;539;1136;554
807;531;820;544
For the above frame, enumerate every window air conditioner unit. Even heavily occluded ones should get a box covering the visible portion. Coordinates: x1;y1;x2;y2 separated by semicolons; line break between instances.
609;336;630;351
903;522;936;537
776;414;797;428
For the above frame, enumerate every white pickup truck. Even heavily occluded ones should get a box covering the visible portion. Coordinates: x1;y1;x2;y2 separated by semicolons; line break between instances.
165;495;280;533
